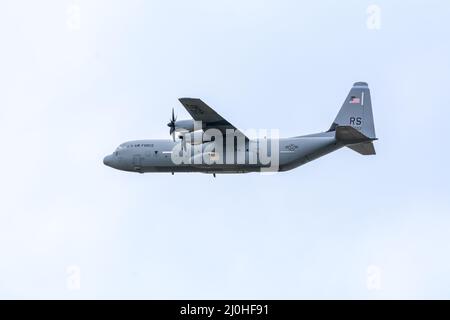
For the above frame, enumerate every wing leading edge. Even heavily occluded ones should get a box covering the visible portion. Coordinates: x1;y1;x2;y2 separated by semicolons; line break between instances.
178;98;248;140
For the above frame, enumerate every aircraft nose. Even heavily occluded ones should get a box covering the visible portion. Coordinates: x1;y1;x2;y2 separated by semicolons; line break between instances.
103;155;113;167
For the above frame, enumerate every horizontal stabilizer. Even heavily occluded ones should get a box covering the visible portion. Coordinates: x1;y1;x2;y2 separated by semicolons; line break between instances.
335;126;377;156
347;142;376;155
335;126;373;144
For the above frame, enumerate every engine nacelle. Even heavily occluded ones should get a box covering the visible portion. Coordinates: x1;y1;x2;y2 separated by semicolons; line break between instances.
174;119;196;132
178;130;204;144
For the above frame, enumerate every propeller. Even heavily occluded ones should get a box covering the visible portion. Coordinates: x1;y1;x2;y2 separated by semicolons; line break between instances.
167;108;177;141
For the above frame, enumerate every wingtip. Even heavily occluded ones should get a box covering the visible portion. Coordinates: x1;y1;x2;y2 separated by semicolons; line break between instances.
178;97;202;103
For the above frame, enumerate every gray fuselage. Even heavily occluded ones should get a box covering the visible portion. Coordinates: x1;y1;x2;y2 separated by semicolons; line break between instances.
103;131;343;174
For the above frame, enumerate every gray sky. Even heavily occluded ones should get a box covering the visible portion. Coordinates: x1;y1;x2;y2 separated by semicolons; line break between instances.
1;0;450;299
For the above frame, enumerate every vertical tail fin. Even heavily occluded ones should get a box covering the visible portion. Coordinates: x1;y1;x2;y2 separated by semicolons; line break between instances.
329;82;376;140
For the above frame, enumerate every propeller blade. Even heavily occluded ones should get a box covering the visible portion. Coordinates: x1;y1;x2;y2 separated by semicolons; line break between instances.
168;108;177;141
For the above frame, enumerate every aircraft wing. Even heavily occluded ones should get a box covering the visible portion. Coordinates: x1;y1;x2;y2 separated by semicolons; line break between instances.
178;98;248;140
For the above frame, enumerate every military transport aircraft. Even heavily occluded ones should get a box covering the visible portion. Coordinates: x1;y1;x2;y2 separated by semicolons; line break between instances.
103;82;377;176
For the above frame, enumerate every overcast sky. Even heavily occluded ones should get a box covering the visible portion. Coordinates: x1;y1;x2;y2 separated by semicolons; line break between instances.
1;0;450;299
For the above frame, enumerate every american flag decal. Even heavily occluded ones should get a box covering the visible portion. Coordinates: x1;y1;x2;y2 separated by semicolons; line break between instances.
349;96;361;104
